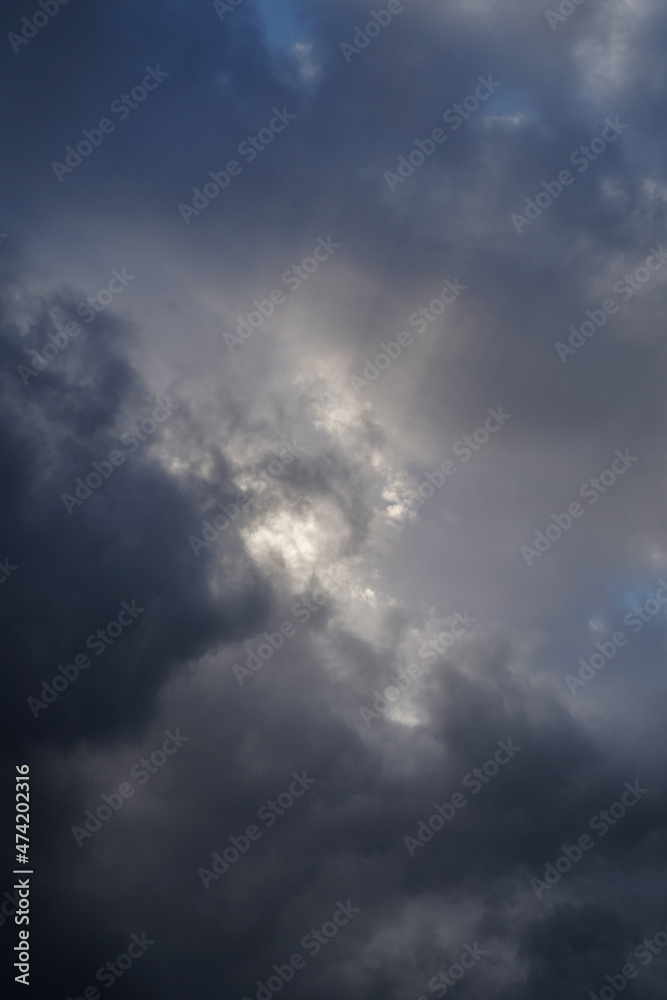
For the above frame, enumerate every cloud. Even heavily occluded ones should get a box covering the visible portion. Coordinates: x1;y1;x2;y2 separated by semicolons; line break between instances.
3;0;667;997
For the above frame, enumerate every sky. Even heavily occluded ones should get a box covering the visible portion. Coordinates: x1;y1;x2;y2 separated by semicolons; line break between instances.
1;0;667;998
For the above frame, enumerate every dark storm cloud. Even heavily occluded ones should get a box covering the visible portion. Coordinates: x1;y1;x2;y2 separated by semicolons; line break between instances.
24;615;667;999
0;251;273;756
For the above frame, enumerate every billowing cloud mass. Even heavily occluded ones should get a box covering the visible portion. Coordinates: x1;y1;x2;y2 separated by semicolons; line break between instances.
2;0;667;997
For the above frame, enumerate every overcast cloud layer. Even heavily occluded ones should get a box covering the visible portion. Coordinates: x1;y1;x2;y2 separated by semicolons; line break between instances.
2;1;667;998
